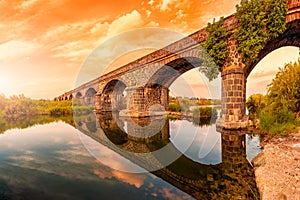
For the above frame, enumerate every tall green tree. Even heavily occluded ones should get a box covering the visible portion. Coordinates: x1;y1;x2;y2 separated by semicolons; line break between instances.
267;59;300;112
246;94;265;119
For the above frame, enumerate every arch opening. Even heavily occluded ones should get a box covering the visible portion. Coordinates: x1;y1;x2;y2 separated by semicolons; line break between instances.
75;92;82;99
147;57;203;88
146;56;220;116
85;88;96;106
245;20;300;78
246;46;300;117
99;80;127;112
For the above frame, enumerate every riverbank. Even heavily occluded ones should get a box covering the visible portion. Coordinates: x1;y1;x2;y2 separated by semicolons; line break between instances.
253;128;300;200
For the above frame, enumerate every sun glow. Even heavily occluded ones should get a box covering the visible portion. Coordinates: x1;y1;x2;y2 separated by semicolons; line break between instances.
0;74;14;95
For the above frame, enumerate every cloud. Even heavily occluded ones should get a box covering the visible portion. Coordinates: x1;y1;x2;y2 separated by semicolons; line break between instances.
248;70;278;80
176;9;187;19
159;0;190;11
108;10;144;35
90;21;109;34
146;10;152;18
160;0;175;11
42;20;109;61
148;0;155;6
17;0;40;9
147;21;159;27
0;40;39;61
42;20;96;42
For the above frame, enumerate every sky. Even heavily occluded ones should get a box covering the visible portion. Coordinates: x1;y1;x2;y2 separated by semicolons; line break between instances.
0;0;298;99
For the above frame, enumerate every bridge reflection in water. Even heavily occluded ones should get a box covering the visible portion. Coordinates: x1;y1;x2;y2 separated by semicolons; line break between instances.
74;112;259;199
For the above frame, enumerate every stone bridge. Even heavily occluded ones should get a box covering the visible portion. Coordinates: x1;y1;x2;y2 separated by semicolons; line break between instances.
73;113;258;199
56;0;300;129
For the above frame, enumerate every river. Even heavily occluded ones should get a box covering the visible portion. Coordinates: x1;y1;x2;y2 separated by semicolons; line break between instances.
0;113;261;199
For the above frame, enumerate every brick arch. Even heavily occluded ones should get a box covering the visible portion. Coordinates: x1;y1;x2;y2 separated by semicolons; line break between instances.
244;19;300;78
85;87;96;97
75;92;82;98
84;87;97;105
146;56;203;88
96;79;127;112
101;79;127;97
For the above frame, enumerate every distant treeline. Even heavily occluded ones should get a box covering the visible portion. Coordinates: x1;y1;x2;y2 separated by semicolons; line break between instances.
0;95;95;121
0;94;73;120
169;97;221;112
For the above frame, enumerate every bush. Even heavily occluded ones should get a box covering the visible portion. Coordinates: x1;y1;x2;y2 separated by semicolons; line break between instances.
259;108;296;135
169;102;181;112
192;107;217;119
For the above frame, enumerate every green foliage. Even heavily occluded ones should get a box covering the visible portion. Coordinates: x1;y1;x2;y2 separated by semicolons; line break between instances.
246;94;265;119
295;117;300;126
192;107;217;119
259;109;297;135
201;17;229;81
179;98;193;112
169;102;181;112
267;60;300;113
294;71;300;113
258;59;300;135
0;94;73;120
198;98;212;106
235;0;288;65
266;0;289;39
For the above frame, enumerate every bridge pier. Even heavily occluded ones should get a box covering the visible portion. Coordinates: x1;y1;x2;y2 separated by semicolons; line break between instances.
95;93;113;111
217;65;248;129
124;85;169;117
95;91;125;112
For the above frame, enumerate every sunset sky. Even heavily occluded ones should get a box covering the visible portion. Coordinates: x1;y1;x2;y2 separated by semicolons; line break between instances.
0;0;299;99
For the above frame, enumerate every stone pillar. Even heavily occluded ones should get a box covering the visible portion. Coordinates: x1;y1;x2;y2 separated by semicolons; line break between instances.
144;85;169;112
124;85;169;117
126;86;146;117
217;65;247;129
95;93;112;112
95;93;101;110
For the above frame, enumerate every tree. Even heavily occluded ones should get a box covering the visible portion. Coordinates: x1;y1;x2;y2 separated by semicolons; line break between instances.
267;59;300;112
259;59;300;135
246;94;265;119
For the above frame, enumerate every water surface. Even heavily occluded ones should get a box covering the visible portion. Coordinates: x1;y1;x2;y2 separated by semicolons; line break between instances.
0;114;261;199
